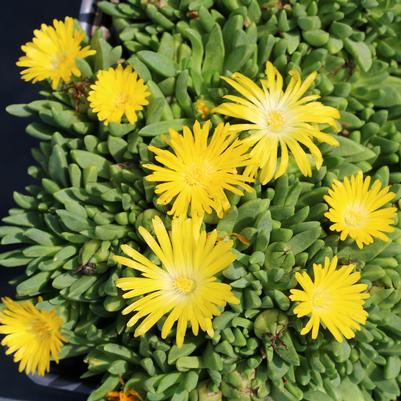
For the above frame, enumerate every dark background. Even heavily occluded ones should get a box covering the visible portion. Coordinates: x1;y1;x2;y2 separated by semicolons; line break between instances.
0;1;85;400
0;3;400;401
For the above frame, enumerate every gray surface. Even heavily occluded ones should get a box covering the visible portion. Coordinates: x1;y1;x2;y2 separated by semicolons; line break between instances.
28;373;93;395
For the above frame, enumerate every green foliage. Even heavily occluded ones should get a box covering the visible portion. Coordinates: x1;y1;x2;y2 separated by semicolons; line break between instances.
3;0;401;400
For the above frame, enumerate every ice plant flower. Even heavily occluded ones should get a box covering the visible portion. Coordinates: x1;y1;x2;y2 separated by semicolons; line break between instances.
17;17;95;89
88;64;150;125
213;62;340;184
107;388;143;401
324;171;397;248
144;120;254;218
114;216;239;347
0;298;65;376
290;256;369;342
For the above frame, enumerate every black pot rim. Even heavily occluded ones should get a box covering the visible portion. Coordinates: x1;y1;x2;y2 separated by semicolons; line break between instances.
79;0;96;34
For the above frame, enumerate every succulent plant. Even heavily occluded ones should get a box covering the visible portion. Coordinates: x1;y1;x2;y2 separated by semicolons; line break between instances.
2;1;401;401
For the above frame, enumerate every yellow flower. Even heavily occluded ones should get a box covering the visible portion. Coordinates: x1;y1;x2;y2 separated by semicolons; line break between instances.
144;120;254;218
324;171;397;249
114;216;239;347
107;388;143;401
196;99;211;119
17;17;95;89
88;64;150;125
0;298;65;376
290;256;369;342
213;62;340;184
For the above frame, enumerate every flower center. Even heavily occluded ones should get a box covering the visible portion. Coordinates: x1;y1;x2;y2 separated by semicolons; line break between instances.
183;161;214;188
30;317;52;341
113;93;130;108
50;52;69;70
267;111;285;131
343;204;368;228
174;277;195;294
311;289;331;312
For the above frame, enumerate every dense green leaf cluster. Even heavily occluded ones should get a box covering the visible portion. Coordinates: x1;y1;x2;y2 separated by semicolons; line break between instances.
3;0;401;400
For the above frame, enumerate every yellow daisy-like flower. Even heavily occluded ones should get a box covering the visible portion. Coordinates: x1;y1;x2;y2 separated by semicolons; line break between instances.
0;298;65;376
114;216;239;347
144;120;254;218
17;17;95;89
324;171;397;249
88;64;150;125
213;62;340;184
289;256;369;342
